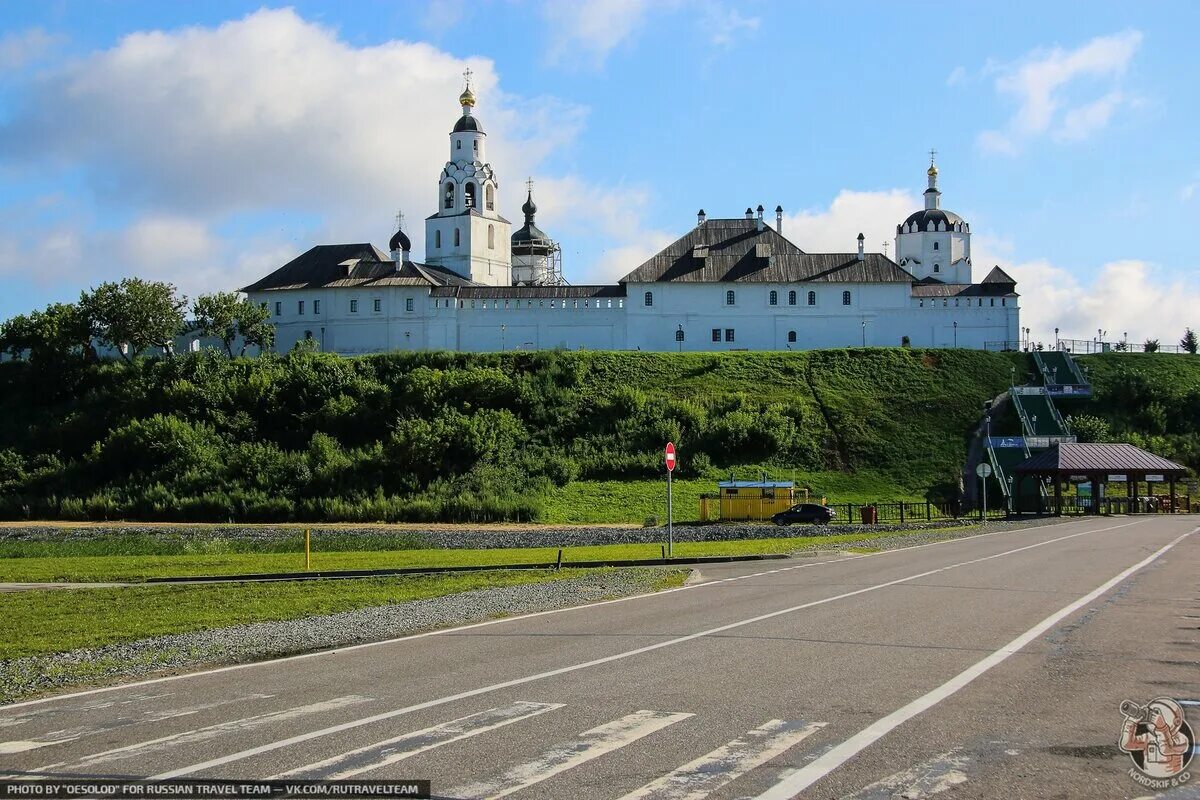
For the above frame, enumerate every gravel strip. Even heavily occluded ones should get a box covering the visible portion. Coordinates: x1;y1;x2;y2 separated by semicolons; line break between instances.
0;519;979;549
0;568;677;704
815;516;1075;553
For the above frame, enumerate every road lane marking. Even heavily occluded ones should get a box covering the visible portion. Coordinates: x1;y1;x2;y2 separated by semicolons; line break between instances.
449;710;692;799
0;694;275;754
753;528;1195;800
144;520;1144;779
31;695;371;774
841;748;970;799
272;701;563;779
1;517;1099;712
617;719;825;800
0;693;175;726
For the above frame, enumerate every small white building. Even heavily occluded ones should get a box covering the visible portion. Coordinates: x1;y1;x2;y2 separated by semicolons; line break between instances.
242;80;1019;354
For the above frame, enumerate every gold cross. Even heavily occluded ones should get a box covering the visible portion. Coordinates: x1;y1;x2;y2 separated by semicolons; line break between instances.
463;67;473;88
929;148;937;165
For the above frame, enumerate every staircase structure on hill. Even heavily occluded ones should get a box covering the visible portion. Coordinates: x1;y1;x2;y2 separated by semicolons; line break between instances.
976;349;1092;510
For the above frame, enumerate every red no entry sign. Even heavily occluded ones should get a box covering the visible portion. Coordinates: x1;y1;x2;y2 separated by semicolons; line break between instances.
664;442;676;472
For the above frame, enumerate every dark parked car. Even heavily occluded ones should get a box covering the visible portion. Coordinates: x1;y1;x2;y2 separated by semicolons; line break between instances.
772;503;836;526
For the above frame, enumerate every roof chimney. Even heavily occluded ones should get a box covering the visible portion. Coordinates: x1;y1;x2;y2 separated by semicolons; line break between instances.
745;207;754;220
697;209;706;226
856;232;865;261
756;204;764;232
775;205;783;234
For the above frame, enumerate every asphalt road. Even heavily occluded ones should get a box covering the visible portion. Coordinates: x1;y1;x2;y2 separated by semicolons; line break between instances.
2;515;1197;799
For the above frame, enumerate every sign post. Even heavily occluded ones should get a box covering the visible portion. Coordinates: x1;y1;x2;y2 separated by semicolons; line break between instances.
976;462;992;520
664;442;676;557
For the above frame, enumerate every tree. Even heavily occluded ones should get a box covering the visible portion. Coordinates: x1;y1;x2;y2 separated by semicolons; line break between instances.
0;302;96;366
192;292;275;357
79;279;187;361
1182;328;1199;355
1068;414;1112;443
1143;339;1160;353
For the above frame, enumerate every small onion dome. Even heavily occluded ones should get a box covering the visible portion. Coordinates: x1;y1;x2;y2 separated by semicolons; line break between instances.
928;163;938;176
459;85;476;107
775;205;783;213
389;228;411;252
857;232;865;240
521;191;537;219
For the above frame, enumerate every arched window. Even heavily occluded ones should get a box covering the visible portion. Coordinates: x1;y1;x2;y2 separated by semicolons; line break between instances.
934;264;940;273
465;183;476;209
434;230;441;248
788;290;797;306
473;140;479;154
454;228;460;247
644;291;653;307
842;290;851;306
726;290;735;305
933;241;939;250
486;184;495;210
787;330;797;343
769;290;778;306
488;224;495;249
443;183;455;209
807;291;816;306
456;140;461;150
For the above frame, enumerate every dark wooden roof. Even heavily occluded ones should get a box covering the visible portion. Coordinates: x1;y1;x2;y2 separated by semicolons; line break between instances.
430;285;626;299
1014;443;1187;475
241;244;475;292
911;281;1019;298
619;219;915;284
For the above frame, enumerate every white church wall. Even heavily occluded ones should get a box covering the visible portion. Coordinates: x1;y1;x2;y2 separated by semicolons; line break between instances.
453;296;625;351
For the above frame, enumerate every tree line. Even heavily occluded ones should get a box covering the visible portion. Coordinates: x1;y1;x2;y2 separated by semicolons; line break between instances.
0;279;274;365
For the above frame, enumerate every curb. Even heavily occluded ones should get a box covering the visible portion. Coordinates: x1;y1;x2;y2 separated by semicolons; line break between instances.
141;552;792;584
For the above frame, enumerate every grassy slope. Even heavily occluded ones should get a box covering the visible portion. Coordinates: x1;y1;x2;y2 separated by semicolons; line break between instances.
0;569;687;660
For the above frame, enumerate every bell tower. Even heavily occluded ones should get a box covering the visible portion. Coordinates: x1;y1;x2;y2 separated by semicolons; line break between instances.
424;69;512;286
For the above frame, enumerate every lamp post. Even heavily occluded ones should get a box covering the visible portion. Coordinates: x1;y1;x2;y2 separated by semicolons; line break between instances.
1054;327;1059;350
861;318;867;347
677;323;683;353
1010;365;1015;388
500;324;506;352
953;320;958;348
1031;414;1038;434
1007;475;1014;513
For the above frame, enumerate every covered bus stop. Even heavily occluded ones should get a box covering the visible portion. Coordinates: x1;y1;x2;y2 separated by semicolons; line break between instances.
1013;442;1189;515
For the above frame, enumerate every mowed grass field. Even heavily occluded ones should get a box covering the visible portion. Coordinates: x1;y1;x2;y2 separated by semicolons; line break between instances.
0;527;963;583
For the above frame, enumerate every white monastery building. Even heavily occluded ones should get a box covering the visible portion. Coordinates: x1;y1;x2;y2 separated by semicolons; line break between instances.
243;79;1020;353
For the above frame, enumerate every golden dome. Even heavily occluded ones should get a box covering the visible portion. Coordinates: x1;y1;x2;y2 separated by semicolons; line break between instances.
459;86;475;107
927;163;939;176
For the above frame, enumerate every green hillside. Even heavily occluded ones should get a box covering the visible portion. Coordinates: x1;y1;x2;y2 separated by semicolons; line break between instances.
0;348;1193;524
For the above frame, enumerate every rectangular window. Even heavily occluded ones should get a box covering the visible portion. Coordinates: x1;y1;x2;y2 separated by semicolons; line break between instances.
298;301;305;315
350;299;359;313
313;300;320;314
711;328;721;342
725;328;735;342
373;298;382;312
274;301;281;316
406;297;414;312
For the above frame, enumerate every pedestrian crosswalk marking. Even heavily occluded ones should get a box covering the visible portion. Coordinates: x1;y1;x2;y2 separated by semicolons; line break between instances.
617;719;826;800
273;701;563;779
449;709;693;799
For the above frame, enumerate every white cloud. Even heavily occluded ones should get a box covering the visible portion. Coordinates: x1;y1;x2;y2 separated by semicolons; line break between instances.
945;66;967;87
977;31;1143;154
0;28;62;71
706;6;760;48
1180;179;1198;201
0;8;663;307
542;0;665;68
781;189;920;255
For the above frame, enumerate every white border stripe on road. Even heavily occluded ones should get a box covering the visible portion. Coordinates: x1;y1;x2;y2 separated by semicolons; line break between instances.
753;528;1196;800
272;701;563;779
449;710;692;799
1;518;1091;712
146;521;1140;779
617;719;825;800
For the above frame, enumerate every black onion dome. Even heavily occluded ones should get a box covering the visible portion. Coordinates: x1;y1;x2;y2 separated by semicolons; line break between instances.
521;192;536;219
900;208;966;233
389;229;411;252
512;190;551;252
453;115;483;133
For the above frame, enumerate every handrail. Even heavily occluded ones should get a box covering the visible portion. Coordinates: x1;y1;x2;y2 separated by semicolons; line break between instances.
1009;388;1034;435
1032;349;1048;382
985;440;1009;498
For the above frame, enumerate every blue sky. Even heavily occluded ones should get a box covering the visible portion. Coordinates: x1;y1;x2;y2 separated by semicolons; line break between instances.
1;0;1198;342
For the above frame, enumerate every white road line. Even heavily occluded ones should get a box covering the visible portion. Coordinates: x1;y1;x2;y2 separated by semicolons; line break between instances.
449;710;692;799
617;719;825;800
0;517;1093;711
272;701;563;779
0;692;175;726
144;520;1139;779
0;694;275;755
754;528;1195;800
31;695;371;774
841;748;970;799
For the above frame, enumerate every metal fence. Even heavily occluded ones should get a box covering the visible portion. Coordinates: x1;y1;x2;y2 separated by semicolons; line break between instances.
1057;338;1194;355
